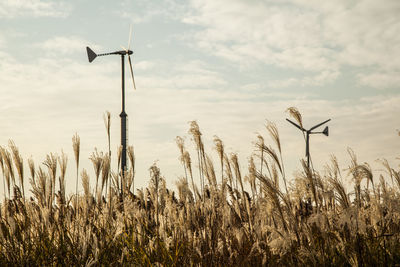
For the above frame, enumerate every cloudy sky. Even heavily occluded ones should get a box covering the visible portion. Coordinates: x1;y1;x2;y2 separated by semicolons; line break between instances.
0;0;399;195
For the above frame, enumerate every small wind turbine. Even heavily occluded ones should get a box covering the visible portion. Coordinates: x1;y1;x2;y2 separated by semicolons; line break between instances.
286;118;330;169
86;27;136;177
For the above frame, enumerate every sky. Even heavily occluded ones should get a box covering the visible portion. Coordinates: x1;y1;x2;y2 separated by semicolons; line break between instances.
0;0;399;196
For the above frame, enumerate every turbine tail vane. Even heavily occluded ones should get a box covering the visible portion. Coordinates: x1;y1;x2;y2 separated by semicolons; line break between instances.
322;126;329;136
86;46;97;63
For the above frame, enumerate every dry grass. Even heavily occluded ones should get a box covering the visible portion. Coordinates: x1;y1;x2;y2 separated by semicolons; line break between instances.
0;113;399;266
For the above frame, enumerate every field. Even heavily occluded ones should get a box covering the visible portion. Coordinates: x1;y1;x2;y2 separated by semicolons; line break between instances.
0;110;399;266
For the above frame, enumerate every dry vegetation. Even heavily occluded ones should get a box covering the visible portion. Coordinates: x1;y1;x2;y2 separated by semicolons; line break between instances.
0;109;399;266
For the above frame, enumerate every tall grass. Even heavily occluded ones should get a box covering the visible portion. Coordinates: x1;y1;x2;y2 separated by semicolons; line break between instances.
0;113;399;266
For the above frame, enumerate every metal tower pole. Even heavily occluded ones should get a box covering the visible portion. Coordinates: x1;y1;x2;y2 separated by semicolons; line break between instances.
120;55;127;177
306;132;310;169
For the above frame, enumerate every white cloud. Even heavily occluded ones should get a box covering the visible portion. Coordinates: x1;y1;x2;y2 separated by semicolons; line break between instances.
183;0;336;71
119;0;189;24
182;0;400;88
135;61;155;71
137;60;227;90
267;70;340;88
358;72;400;89
120;9;163;24
323;0;400;65
0;0;70;18
38;36;101;55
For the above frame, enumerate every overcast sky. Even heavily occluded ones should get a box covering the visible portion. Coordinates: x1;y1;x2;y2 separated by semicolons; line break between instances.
0;0;399;195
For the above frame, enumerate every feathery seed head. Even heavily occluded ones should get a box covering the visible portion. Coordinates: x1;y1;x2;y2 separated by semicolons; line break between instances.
286;107;303;128
72;133;80;168
256;135;264;148
58;151;68;180
175;136;185;155
28;157;35;181
90;149;103;181
103;111;111;134
101;154;110;192
266;120;281;153
0;148;3;171
9;141;23;188
127;146;135;170
189;121;202;149
213;136;224;158
81;169;90;198
149;163;161;189
1;148;14;186
44;153;57;182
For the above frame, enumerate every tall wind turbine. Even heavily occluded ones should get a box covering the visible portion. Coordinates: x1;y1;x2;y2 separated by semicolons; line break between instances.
286;118;330;168
86;30;136;177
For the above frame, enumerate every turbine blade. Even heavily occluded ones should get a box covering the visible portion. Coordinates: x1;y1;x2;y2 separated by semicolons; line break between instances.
309;119;331;131
286;118;305;131
128;55;136;90
128;23;133;50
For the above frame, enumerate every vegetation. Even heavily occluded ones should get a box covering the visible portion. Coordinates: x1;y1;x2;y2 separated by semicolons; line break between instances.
0;108;399;266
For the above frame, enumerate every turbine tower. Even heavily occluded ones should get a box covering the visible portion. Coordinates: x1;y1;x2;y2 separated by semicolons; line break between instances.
86;33;136;177
286;118;330;168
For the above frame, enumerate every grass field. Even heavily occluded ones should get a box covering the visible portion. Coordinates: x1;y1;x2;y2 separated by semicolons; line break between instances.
0;110;399;266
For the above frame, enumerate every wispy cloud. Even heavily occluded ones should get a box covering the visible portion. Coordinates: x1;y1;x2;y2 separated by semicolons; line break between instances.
134;61;156;71
37;36;101;55
118;0;188;24
137;59;227;90
182;0;400;89
0;34;4;48
358;72;400;89
182;0;336;70
0;0;71;18
267;70;340;88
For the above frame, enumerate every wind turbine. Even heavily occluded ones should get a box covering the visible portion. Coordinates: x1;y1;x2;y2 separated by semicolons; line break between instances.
86;29;136;177
286;118;330;169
